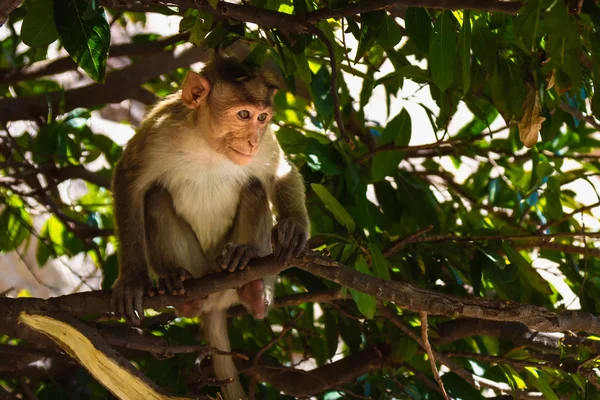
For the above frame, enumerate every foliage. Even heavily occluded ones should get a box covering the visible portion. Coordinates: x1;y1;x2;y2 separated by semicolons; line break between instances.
1;0;600;398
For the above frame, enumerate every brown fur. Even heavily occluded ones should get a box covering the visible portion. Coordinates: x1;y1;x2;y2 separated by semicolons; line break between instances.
111;56;309;400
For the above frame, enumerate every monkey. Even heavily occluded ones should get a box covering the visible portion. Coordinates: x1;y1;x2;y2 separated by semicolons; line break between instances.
110;56;310;400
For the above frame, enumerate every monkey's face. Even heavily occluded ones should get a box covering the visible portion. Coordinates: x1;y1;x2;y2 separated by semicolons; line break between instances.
207;104;273;166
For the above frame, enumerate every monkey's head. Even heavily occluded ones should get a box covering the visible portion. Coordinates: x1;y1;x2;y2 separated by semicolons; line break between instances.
182;56;279;166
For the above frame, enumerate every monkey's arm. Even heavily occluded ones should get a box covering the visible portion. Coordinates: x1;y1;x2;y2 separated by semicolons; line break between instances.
270;156;310;263
143;184;206;294
111;165;153;326
217;177;273;271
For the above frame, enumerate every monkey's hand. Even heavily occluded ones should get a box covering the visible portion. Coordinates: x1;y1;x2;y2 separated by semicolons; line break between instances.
157;268;191;296
111;275;153;326
272;217;307;263
216;243;260;272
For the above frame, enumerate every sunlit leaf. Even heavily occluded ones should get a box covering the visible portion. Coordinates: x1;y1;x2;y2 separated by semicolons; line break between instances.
404;7;431;53
54;0;110;83
21;0;59;47
349;256;376;319
429;11;456;91
311;184;356;232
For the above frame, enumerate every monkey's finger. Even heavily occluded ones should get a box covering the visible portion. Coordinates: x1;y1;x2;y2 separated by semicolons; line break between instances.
125;296;140;326
282;233;298;262
228;246;246;272
170;273;186;295
177;268;190;281
279;222;296;256
239;247;256;270
134;293;145;323
162;274;178;295
292;233;307;258
279;224;297;262
110;295;119;318
219;247;235;270
157;280;167;295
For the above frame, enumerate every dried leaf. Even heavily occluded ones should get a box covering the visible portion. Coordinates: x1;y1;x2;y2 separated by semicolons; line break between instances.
546;70;555;90
518;87;545;148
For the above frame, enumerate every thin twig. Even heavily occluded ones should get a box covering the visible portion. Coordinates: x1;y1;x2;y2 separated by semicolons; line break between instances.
537;201;600;233
302;23;349;143
559;101;600;131
420;312;450;400
253;311;303;365
411;231;600;243
384;225;433;256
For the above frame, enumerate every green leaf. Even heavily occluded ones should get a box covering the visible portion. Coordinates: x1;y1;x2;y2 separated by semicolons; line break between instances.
404;7;431;53
429;11;456;91
244;44;268;67
354;11;383;63
311;184;356;232
102;254;119;290
207;0;218;8
0;197;32;252
460;10;471;95
189;12;214;46
381;108;412;146
324;312;338;359
36;239;53;267
375;65;429;86
368;243;390;280
526;369;559;400
349;256;376;319
33;124;59;164
377;13;402;49
545;191;563;220
514;0;544;51
372;151;404;182
54;0;110;83
503;243;552;295
82;0;98;20
21;0;60;47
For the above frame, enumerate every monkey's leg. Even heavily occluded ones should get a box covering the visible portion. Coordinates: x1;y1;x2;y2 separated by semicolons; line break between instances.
206;179;272;400
144;184;206;296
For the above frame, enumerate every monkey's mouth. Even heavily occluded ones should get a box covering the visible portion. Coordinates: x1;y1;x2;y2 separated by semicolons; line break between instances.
228;146;257;158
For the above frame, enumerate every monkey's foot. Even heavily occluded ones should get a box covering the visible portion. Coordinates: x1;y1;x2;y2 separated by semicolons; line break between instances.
216;243;259;272
111;277;153;326
272;218;308;263
157;268;190;295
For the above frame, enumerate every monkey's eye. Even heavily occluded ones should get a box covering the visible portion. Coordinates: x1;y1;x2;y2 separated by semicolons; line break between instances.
257;113;268;122
237;110;250;120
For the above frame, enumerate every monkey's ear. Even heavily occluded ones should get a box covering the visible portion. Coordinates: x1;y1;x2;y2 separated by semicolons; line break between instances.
182;71;211;109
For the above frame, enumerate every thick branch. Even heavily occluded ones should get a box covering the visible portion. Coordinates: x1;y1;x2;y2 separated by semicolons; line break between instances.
435;318;600;352
247;344;386;397
0;32;190;85
3;253;600;351
0;45;209;122
301;261;600;335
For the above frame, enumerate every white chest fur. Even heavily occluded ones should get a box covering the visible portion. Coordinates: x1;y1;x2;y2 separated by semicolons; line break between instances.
164;157;250;254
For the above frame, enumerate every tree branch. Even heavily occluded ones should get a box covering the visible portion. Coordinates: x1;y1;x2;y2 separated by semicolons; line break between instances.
0;32;190;85
246;344;386;397
301;260;600;335
0;45;209;122
420;312;449;400
435;318;600;353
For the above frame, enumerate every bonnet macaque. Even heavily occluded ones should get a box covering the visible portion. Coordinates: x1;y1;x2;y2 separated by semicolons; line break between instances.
110;56;310;400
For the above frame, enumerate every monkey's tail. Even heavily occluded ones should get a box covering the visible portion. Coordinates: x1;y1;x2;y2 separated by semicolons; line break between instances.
203;309;247;400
